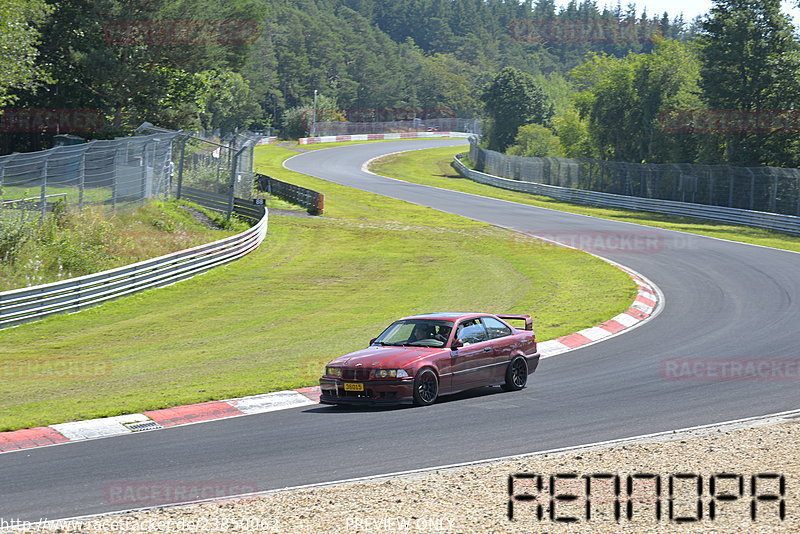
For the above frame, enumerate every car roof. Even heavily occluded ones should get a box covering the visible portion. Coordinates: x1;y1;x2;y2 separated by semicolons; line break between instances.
400;312;488;322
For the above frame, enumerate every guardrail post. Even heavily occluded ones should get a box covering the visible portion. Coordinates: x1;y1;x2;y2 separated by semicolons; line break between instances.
227;143;248;219
796;172;800;216
176;134;188;200
78;150;86;211
769;174;778;213
40;150;51;221
728;171;735;207
140;140;150;204
0;156;5;197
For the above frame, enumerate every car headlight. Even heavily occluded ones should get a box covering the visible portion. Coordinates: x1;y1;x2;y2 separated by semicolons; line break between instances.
326;367;342;377
375;369;409;378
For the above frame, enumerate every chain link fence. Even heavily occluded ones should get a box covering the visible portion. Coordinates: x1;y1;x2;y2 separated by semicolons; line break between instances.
170;130;258;205
0;132;179;221
314;118;482;136
0;126;260;227
469;142;800;216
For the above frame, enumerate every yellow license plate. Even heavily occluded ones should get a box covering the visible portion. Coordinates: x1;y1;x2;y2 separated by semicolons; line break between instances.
343;383;364;392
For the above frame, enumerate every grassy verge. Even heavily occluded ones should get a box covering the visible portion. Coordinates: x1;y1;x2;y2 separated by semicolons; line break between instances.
0;200;243;291
0;142;635;431
369;146;800;253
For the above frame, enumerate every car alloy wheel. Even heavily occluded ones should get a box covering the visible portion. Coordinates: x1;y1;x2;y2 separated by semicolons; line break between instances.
502;357;528;391
413;368;439;406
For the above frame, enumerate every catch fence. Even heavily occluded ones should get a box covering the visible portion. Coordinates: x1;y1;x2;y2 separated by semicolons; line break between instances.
469;142;800;217
0;126;261;225
0;132;179;220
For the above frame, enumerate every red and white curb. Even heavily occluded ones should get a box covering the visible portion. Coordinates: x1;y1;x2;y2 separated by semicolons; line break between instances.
298;131;472;144
0;391;319;454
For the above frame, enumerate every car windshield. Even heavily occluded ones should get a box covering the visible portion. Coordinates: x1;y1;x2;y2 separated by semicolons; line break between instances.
373;319;454;348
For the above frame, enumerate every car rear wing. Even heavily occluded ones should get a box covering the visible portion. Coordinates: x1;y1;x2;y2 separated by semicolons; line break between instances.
497;314;533;331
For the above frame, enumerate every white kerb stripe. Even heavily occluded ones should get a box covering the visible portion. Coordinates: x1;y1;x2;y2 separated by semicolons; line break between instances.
50;414;150;441
229;391;317;415
578;326;613;342
538;340;571;357
612;313;640;327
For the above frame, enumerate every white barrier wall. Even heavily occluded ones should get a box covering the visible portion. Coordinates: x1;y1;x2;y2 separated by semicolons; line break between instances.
298;131;473;144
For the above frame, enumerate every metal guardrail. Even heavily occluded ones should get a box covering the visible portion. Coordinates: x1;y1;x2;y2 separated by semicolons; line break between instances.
256;174;324;215
0;206;268;329
453;154;800;236
180;187;267;221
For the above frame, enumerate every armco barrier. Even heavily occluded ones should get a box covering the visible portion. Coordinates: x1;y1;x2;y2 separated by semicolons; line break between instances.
298;131;472;144
180;187;267;221
0;204;267;329
255;174;324;215
453;154;800;236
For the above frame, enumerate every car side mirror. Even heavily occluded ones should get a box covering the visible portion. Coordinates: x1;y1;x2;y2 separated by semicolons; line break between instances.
451;339;464;350
369;338;377;345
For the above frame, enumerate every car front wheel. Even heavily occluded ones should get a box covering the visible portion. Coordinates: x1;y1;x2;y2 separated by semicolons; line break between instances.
412;368;439;406
501;356;528;391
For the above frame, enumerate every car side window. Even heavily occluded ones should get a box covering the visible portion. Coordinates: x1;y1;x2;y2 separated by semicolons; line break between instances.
482;317;512;339
456;319;488;345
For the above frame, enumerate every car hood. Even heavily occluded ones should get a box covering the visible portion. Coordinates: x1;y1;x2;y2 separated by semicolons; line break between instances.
328;346;445;369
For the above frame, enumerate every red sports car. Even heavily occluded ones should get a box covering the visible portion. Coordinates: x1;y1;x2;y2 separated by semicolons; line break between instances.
319;313;540;406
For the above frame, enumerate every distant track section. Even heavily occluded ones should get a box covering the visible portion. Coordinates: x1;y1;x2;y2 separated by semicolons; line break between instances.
298;131;473;144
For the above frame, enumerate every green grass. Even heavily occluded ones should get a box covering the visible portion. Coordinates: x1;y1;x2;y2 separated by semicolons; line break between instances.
369;146;800;253
0;200;241;291
0;142;635;431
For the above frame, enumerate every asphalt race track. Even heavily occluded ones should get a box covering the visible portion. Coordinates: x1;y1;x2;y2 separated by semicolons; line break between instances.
3;139;799;521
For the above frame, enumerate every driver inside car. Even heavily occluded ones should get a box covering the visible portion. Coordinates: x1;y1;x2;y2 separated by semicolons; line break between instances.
409;323;451;344
409;323;436;342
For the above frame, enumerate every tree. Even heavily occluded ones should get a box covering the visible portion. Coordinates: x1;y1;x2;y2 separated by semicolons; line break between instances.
480;67;553;152
698;0;800;166
507;123;565;157
282;94;344;139
569;40;703;163
0;0;50;107
17;0;265;134
553;108;593;158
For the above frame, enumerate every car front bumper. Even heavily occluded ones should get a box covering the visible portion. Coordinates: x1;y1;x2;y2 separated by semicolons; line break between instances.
318;378;415;405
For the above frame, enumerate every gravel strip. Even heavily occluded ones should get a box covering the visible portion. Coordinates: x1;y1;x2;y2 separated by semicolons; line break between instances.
24;417;798;533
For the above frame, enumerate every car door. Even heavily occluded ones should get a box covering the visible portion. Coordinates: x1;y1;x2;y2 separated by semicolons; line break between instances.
450;318;495;390
481;316;516;381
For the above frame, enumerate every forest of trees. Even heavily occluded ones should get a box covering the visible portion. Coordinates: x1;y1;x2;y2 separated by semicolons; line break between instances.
1;0;798;167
